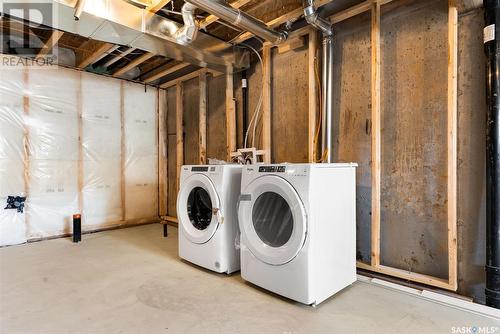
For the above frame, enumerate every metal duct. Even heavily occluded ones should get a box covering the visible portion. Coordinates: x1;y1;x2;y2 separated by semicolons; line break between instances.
2;0;248;73
186;0;287;44
484;0;500;310
303;0;334;163
174;3;198;45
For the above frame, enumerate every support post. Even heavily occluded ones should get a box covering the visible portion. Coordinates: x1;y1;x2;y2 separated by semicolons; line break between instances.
199;73;208;164
262;45;272;163
176;83;184;189
370;0;381;267
226;72;236;161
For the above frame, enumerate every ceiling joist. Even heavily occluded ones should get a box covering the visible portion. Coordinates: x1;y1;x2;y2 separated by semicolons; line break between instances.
143;62;191;83
77;42;116;69
113;52;155;76
37;30;64;57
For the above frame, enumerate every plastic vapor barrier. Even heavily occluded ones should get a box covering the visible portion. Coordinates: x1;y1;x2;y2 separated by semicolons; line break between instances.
0;56;159;246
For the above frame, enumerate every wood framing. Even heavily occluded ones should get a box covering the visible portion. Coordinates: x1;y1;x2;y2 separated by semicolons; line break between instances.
22;68;30;236
308;30;318;163
447;0;458;291
354;0;458;291
148;0;172;13
176;83;184;189
113;52;155;77
158;89;168;217
104;47;135;68
37;30;64;57
370;0;381;268
120;82;126;221
225;72;236;160
262;45;272;163
230;0;331;45
199;0;252;29
199;72;208;164
77;72;83;217
160;68;221;89
145;63;191;84
77;42;115;69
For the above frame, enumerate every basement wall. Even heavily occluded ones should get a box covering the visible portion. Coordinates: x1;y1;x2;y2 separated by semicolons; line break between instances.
0;57;159;246
160;0;487;303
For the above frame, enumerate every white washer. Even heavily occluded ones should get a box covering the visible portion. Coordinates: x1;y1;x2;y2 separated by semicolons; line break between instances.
177;165;242;274
238;163;357;305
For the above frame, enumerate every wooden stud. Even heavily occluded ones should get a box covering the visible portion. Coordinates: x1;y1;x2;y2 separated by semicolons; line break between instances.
199;72;208;164
226;72;236;161
447;0;458;291
120;81;126;221
158;89;168;217
308;31;318;163
22;67;30;237
37;30;64;57
77;72;83;218
176;83;184;189
262;45;272;163
370;0;381;267
77;42;115;69
145;63;191;84
113;52;155;77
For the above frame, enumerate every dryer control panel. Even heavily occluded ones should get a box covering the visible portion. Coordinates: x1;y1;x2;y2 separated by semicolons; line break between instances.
258;166;286;173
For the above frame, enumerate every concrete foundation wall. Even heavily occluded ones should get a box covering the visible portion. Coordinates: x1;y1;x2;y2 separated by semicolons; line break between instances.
160;0;487;303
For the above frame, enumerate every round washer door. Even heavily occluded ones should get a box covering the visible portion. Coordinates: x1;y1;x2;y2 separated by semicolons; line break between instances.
177;174;221;244
238;175;307;265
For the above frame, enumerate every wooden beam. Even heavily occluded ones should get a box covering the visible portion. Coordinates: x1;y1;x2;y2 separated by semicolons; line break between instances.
370;0;381;267
158;89;168;217
160;68;222;89
103;47;135;68
226;72;236;161
331;1;371;24
447;0;458;291
262;45;272;163
113;52;155;77
77;42;115;69
357;262;455;290
199;0;252;29
277;35;305;54
148;0;172;13
176;83;184;190
199;72;208;164
308;31;318;163
144;62;191;84
37;30;64;57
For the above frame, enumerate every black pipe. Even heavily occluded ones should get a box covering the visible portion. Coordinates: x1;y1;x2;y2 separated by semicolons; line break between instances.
484;0;500;309
242;70;248;140
73;214;81;243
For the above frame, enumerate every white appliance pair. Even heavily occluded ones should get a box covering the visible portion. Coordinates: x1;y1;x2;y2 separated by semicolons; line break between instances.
177;163;357;306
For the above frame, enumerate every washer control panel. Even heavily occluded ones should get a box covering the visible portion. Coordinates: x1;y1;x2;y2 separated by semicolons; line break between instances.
258;166;286;173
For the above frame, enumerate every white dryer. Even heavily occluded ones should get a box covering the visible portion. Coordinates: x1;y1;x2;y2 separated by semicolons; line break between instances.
238;163;357;305
177;165;242;274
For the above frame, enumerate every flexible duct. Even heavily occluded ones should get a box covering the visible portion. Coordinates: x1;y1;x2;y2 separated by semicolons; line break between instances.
185;0;287;44
303;0;334;163
484;0;500;310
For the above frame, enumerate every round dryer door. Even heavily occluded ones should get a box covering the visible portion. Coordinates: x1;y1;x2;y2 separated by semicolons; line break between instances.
177;174;221;244
238;175;307;265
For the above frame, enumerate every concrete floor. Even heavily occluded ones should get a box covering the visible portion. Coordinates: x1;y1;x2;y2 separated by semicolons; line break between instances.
0;224;498;334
